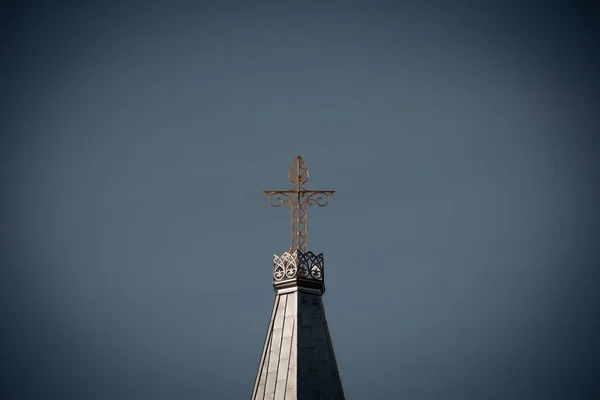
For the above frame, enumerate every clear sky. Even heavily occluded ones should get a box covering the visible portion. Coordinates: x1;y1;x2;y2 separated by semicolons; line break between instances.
1;1;599;399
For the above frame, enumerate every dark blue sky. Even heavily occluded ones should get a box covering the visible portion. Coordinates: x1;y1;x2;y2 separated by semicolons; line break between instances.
1;1;599;399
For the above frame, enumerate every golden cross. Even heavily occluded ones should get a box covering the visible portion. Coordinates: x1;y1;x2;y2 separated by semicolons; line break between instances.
264;155;335;253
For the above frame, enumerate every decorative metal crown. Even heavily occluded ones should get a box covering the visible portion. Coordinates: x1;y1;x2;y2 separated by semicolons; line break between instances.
273;250;324;283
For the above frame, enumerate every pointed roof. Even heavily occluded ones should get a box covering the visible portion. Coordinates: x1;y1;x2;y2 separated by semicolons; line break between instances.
251;250;345;399
252;288;344;399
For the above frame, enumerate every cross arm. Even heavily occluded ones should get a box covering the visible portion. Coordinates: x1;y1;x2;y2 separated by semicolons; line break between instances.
263;190;295;207
305;191;336;207
264;190;335;207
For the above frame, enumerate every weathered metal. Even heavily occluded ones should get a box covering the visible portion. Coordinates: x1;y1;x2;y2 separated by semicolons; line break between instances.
250;289;346;399
263;155;335;253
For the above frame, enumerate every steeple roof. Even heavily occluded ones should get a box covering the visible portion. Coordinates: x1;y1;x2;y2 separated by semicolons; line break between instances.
251;251;345;400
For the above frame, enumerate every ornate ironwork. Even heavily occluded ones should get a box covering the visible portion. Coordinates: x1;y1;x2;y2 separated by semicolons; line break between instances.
273;250;324;282
264;155;335;252
273;251;298;281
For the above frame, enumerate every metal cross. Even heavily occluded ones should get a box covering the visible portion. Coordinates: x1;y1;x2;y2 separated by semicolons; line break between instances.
264;155;335;253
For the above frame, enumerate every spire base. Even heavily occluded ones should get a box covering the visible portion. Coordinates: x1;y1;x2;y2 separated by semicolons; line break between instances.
251;284;345;399
273;250;326;295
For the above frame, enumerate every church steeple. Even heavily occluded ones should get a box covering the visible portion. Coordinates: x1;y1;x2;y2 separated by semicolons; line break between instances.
251;155;345;399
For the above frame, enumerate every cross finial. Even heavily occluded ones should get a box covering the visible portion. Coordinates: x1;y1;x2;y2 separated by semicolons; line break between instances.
264;155;335;252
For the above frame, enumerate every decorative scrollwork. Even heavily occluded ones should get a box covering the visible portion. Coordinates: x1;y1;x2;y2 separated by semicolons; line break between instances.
286;263;297;278
306;191;335;207
298;266;310;278
273;252;298;281
266;192;292;207
274;266;285;280
273;250;324;282
273;254;286;281
298;251;324;281
310;265;322;280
